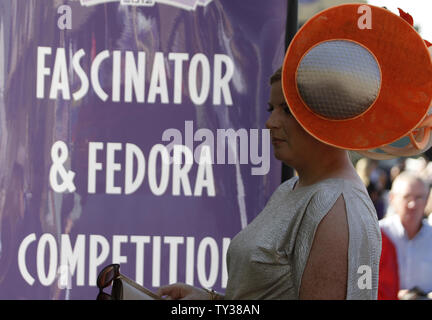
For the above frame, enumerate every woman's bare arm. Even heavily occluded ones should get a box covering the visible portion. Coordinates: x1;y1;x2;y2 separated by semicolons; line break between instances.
299;195;349;300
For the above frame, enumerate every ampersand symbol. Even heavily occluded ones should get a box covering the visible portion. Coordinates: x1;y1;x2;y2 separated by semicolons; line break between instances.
49;141;76;193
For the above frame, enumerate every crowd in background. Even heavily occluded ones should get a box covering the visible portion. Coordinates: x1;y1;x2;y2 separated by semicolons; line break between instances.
355;155;432;223
354;154;432;300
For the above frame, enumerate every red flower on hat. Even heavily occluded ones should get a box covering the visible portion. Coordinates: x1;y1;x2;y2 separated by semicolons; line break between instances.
398;8;431;47
398;8;414;26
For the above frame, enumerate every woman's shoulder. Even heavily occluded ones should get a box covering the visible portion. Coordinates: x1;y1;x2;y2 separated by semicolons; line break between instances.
314;175;365;189
270;175;371;215
302;180;347;220
301;176;375;225
279;175;363;193
312;176;370;201
305;176;366;198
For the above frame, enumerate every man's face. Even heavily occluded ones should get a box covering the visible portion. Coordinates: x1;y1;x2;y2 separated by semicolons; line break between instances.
390;179;429;232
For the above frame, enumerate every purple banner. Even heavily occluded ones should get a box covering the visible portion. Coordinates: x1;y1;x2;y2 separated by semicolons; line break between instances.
0;0;286;299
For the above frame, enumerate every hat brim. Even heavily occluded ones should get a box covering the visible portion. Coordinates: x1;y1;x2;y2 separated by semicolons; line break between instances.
282;4;432;150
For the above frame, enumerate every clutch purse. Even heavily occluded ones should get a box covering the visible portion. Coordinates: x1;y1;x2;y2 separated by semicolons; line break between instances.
96;263;162;300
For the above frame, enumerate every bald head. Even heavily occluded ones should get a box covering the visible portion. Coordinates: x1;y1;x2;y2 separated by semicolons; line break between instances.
391;172;428;195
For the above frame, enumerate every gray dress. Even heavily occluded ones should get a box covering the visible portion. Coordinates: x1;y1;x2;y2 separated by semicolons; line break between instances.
224;176;381;300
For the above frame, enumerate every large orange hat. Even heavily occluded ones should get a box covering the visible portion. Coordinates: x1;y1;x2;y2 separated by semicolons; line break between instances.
282;4;432;151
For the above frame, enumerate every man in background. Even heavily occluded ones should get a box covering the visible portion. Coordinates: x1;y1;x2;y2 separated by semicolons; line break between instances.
379;172;432;299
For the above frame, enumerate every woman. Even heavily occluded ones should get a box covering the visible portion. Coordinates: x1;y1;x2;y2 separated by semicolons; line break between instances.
157;68;381;300
157;3;432;300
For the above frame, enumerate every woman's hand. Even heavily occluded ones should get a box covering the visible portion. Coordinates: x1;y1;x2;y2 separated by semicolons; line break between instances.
157;283;210;300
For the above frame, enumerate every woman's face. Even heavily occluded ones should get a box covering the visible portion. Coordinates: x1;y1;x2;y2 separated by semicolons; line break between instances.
265;81;312;166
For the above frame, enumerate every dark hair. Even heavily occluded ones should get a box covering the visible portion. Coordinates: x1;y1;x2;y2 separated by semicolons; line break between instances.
270;67;282;85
